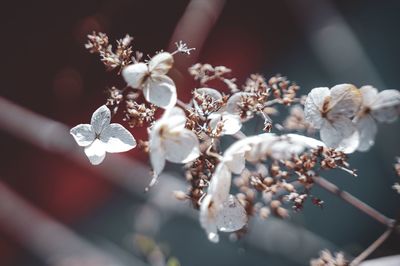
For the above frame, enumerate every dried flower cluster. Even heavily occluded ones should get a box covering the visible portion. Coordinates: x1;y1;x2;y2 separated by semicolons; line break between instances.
70;32;400;257
310;250;348;266
392;157;400;194
86;32;134;72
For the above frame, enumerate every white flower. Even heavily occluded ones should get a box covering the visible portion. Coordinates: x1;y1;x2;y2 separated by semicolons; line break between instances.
304;84;362;153
70;105;137;165
354;86;400;151
199;133;323;242
149;107;200;177
122;52;177;108
200;164;247;243
194;88;246;135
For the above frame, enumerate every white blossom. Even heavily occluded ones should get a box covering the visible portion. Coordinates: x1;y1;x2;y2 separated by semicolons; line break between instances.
194;88;246;135
122;52;177;108
354;86;400;151
70;105;136;165
200;164;247;243
304;84;362;153
149;107;200;178
199;133;323;242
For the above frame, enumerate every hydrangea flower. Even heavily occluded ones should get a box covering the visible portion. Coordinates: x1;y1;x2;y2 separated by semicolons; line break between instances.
149;107;200;178
194;88;247;135
70;105;137;165
200;164;247;243
199;133;323;242
122;52;177;108
354;86;400;151
304;84;362;153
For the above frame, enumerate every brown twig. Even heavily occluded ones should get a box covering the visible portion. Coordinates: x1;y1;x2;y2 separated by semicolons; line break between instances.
312;176;395;228
350;226;395;266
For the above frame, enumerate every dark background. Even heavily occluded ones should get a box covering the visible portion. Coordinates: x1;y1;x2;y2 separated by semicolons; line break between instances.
0;1;399;265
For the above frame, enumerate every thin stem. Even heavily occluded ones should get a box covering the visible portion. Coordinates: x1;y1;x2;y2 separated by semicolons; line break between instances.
176;99;189;109
350;227;395;266
312;176;395;228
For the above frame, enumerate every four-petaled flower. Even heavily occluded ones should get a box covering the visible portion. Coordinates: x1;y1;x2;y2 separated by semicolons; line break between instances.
200;164;247;243
354;86;400;151
149;107;200;178
304;84;362;153
122;52;177;108
70;105;137;165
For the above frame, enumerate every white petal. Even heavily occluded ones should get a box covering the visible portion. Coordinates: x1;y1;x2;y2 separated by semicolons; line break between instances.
122;63;148;88
355;115;377;152
329;84;362;118
148;52;174;75
226;92;253;115
195;88;223;101
100;123;136;153
162;106;187;130
371;90;400;123
320;117;359;153
245;134;276;162
208;164;231;205
360;86;378;107
216;195;247;232
90;105;111;135
70;124;95;146
209;113;242;135
84;139;106;165
223;137;256;174
143;75;177;108
149;128;166;176
199;194;219;243
164;129;200;163
193;88;223;116
304;87;330;128
286;134;325;149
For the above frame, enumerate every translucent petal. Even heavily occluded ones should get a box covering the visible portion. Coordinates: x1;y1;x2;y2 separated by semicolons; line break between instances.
216;195;247;232
148;52;174;75
101;123;137;153
90;105;111;135
199;195;219;243
304;87;330;128
223;137;256;174
209;113;242;135
84;139;106;165
355;115;377;152
162;107;187;131
329;84;362;118
193;88;223;116
149;128;166;176
286;134;325;149
226;92;253;115
122;63;148;88
208;164;231;206
195;87;223;101
246;134;276;162
320;117;359;153
360;86;378;107
143;75;177;108
70;124;95;146
164;129;200;163
371;90;400;123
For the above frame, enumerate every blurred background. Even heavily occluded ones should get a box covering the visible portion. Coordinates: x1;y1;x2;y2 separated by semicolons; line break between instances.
1;0;400;265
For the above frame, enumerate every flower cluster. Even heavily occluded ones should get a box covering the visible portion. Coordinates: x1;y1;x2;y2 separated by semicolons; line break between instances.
392;157;400;194
85;31;134;72
70;33;400;249
310;250;348;266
